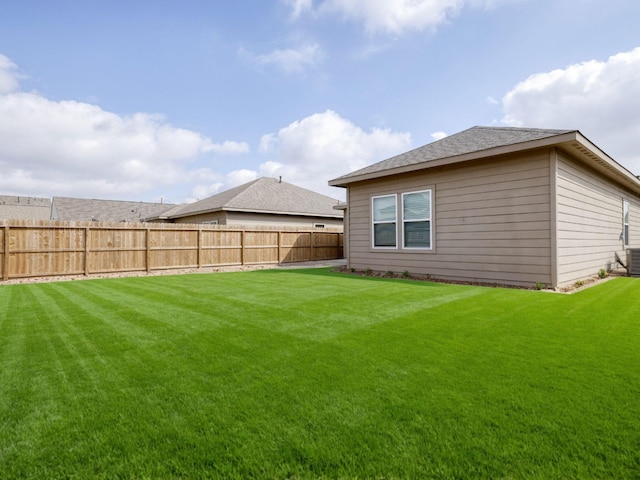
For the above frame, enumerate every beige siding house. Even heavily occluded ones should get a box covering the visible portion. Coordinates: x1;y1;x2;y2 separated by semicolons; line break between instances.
148;177;344;229
329;126;640;289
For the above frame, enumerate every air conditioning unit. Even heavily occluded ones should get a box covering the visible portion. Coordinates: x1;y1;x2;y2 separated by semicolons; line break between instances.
627;249;640;277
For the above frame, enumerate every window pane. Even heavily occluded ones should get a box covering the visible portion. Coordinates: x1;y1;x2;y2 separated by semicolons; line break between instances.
373;196;396;222
403;191;430;221
624;202;629;223
374;223;396;247
625;225;630;246
404;221;431;248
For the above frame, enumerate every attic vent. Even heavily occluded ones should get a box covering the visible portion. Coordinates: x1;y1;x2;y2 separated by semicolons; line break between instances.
627;249;640;277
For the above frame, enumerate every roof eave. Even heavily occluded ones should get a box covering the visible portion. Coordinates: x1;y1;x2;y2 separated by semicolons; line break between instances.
329;131;580;187
330;130;640;195
559;132;640;195
170;206;343;220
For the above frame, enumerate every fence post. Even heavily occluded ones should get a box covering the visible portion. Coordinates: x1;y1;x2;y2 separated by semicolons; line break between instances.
3;225;9;281
197;228;202;269
277;231;282;264
146;228;151;273
240;230;245;265
84;227;90;276
310;231;314;261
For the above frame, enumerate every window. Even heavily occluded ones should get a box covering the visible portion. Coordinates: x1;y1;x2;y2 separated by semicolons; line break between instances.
372;194;397;248
623;200;630;247
402;190;432;249
313;223;325;229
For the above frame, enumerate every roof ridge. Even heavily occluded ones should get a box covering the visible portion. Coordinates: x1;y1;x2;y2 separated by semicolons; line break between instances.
470;125;575;134
226;177;276;207
52;196;172;205
162;176;342;220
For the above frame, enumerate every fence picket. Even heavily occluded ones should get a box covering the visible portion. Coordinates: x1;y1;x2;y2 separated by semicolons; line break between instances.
0;220;343;281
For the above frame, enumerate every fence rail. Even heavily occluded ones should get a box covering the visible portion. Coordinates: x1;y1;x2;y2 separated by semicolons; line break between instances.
0;220;343;281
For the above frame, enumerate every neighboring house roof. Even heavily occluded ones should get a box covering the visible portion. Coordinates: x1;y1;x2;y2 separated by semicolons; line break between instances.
51;197;176;222
0;195;51;220
152;177;344;220
329;126;640;195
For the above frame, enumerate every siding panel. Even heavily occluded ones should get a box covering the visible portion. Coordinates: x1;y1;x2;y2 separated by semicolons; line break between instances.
347;151;552;287
555;153;640;285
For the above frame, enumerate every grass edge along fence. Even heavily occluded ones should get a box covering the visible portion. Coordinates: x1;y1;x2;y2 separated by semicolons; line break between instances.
0;220;343;281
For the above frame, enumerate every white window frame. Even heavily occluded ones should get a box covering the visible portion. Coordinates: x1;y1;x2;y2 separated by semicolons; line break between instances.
623;200;630;247
313;223;325;229
371;194;398;249
401;189;433;250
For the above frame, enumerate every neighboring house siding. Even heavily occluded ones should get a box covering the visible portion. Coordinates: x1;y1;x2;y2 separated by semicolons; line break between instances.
347;151;553;287
555;153;640;286
172;211;228;225
225;212;343;228
173;211;343;229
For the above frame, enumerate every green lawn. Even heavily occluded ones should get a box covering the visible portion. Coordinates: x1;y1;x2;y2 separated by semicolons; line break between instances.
1;269;639;479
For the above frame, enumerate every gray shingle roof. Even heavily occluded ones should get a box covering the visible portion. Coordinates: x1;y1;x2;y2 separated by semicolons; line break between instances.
330;126;575;184
51;197;176;222
0;196;51;220
163;177;343;220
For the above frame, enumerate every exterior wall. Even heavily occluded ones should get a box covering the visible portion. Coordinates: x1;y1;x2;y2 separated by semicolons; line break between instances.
346;151;553;287
173;210;343;229
172;211;228;225
226;212;343;229
555;152;640;286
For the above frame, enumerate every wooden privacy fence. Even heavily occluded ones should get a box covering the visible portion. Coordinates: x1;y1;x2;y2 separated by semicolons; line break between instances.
0;220;343;281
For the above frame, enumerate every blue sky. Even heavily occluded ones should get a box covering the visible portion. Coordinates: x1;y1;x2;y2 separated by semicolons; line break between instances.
1;0;640;204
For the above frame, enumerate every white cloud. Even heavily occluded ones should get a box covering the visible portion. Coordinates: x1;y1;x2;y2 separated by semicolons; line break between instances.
318;0;461;35
244;43;324;75
188;182;224;203
206;140;250;155
259;133;278;153
226;169;259;187
289;0;519;36
0;54;20;94
502;47;640;174
187;169;260;203
430;131;448;141
284;0;314;19
225;110;411;199
0;54;249;202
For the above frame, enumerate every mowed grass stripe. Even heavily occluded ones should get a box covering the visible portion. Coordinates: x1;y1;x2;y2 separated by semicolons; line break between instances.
45;280;176;351
26;284;116;396
1;270;639;478
0;287;83;477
